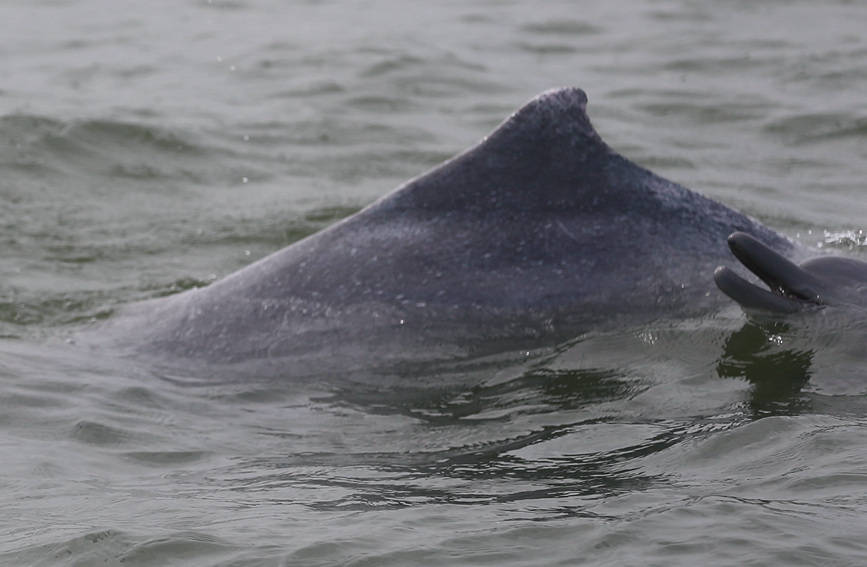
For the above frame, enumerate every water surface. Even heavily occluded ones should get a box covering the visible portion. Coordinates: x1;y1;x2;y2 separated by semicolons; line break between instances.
1;0;866;565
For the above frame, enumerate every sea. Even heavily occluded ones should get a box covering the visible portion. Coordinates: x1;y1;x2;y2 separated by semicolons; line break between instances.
1;0;866;565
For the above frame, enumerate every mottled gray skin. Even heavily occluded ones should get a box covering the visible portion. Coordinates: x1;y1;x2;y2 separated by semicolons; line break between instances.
109;88;793;369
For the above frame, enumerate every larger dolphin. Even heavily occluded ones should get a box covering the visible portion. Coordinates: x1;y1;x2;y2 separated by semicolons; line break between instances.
102;87;829;371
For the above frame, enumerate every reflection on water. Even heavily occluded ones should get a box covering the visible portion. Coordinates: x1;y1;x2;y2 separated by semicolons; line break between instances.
231;366;677;512
325;366;641;423
716;321;814;417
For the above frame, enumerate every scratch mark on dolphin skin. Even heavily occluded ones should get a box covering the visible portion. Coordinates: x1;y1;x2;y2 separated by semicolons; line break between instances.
557;220;581;244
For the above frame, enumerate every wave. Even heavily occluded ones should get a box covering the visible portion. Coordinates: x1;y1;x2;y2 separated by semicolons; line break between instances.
0;113;242;185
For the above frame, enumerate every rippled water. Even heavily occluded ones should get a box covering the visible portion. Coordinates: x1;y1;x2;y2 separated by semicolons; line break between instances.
1;0;866;565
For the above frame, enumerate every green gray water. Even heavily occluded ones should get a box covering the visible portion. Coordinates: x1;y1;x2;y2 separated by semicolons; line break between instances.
1;0;866;565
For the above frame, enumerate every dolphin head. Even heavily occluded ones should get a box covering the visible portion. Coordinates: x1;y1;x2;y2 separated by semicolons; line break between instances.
714;232;867;314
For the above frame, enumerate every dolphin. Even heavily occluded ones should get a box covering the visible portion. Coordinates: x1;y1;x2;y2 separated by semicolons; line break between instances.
98;87;859;372
715;232;867;314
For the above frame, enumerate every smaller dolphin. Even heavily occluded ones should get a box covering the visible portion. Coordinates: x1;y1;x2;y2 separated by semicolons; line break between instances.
714;232;867;314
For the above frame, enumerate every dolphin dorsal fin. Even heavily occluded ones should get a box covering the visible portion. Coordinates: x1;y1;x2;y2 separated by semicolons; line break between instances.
383;88;610;212
487;87;601;149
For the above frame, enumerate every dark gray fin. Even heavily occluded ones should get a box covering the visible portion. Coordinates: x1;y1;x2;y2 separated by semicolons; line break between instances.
714;266;803;313
380;87;609;212
726;232;823;303
715;232;825;313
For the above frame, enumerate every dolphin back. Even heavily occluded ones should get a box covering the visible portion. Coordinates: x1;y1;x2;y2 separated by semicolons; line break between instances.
105;88;792;369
